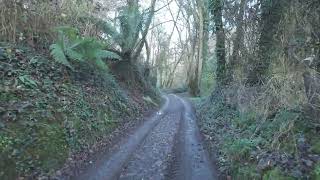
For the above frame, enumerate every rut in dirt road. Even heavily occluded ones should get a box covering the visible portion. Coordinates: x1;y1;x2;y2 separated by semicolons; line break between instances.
75;95;217;180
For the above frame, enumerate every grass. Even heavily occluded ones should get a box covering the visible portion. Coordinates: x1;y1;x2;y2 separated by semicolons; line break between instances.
263;168;295;180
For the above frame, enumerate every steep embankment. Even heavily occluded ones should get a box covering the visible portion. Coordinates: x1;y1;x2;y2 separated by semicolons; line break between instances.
0;44;158;179
195;90;320;179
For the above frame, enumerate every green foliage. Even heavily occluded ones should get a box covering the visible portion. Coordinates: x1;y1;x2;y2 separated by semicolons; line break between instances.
233;111;256;129
118;2;142;52
224;138;259;161
50;26;121;70
200;55;216;96
18;75;38;88
96;2;144;55
312;163;320;179
0;45;142;179
263;168;294;180
50;43;72;68
0;120;69;178
231;164;260;180
311;141;320;154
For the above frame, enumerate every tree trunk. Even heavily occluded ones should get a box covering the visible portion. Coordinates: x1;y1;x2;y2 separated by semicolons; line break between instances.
187;30;199;96
131;0;157;61
202;0;210;84
196;0;205;95
246;0;288;86
228;0;246;83
212;0;226;86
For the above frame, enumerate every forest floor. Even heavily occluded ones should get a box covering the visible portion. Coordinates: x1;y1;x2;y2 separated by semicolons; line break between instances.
67;94;217;180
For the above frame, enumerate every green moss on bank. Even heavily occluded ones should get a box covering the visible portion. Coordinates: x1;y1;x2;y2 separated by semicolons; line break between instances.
0;44;152;179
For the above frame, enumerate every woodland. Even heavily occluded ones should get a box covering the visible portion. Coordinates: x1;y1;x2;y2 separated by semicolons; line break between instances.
0;0;320;179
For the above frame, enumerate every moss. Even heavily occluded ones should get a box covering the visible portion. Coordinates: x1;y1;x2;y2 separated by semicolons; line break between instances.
312;163;320;179
0;44;147;179
0;119;69;177
311;140;320;154
33;123;68;172
0;135;17;180
263;168;295;180
0;92;19;102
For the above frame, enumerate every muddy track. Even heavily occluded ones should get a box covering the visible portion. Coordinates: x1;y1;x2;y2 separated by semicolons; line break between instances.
74;94;217;180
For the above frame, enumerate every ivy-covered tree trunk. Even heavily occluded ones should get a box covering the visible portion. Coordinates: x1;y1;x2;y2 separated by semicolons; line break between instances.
211;0;226;86
131;0;156;61
187;28;200;96
196;0;210;95
202;0;210;79
246;0;288;86
228;0;246;83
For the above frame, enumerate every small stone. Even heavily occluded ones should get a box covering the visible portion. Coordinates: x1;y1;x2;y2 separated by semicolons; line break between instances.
292;169;303;178
309;154;320;161
154;160;162;167
257;158;273;171
38;177;46;180
56;170;62;176
302;159;313;167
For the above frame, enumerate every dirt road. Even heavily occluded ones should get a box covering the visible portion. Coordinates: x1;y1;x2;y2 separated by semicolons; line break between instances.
75;94;217;180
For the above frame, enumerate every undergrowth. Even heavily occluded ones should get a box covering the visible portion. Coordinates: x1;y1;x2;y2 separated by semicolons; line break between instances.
0;44;155;179
196;84;320;179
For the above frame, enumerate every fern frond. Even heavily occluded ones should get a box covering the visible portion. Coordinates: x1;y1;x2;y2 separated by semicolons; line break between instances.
94;57;108;70
65;49;84;62
50;26;119;71
96;50;122;60
97;21;122;43
69;39;84;49
50;44;73;69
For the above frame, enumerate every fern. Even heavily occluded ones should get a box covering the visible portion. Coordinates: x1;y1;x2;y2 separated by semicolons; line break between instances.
118;2;142;52
94;2;143;54
50;44;73;69
65;48;84;62
97;21;122;43
94;57;108;70
96;50;121;60
50;26;120;70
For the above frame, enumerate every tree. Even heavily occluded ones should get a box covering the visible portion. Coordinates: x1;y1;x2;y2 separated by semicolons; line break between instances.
246;0;288;86
228;0;247;82
94;0;158;94
211;0;226;86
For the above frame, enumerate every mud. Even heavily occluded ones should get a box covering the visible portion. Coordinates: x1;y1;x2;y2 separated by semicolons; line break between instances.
74;95;217;180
